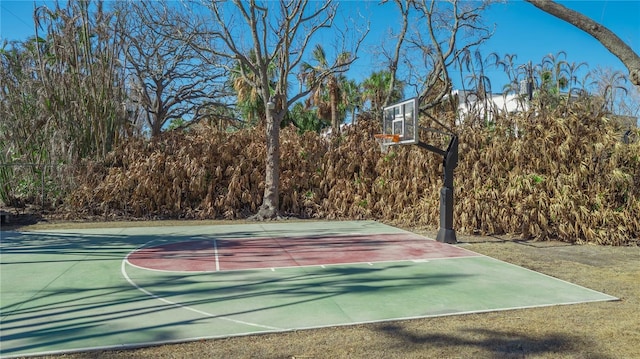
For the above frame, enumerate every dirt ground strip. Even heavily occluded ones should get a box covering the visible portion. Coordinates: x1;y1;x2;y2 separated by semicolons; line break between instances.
3;219;639;359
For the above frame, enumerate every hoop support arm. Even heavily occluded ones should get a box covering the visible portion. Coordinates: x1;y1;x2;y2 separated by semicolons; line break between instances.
417;142;446;157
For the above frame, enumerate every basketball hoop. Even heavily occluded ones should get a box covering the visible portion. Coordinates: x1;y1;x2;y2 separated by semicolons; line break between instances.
374;134;400;153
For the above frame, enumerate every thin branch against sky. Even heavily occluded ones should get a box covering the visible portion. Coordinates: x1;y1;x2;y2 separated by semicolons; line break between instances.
1;0;638;92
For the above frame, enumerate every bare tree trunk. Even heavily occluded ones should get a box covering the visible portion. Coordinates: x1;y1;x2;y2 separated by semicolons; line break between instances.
151;121;162;138
526;0;640;87
254;109;281;219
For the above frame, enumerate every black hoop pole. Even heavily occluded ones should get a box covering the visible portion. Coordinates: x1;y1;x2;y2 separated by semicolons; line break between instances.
418;134;458;244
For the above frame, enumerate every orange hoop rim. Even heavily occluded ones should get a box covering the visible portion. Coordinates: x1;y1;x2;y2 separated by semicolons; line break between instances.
374;134;401;143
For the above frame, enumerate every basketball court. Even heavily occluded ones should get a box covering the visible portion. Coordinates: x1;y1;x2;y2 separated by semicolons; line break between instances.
0;221;617;358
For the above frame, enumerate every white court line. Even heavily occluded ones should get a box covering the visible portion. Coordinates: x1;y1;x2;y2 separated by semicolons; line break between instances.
122;241;280;331
128;254;480;274
213;239;220;272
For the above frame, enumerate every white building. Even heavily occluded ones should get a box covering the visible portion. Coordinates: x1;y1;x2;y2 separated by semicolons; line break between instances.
449;89;529;125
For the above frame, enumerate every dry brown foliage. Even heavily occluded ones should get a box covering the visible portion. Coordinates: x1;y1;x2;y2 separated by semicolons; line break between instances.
66;101;639;245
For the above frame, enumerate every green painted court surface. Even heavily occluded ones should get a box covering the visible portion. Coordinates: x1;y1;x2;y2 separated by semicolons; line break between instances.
0;221;617;358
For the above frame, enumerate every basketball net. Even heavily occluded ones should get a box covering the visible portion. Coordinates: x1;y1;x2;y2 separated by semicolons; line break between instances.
374;134;400;154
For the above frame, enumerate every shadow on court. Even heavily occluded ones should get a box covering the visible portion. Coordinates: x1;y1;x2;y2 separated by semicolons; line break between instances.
1;229;467;357
0;221;618;358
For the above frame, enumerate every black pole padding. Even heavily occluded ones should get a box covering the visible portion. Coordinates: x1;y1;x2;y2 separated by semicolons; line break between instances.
436;135;458;244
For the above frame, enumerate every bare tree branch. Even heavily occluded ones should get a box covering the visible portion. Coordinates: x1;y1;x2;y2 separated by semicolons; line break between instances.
118;1;229;137
381;0;410;108
405;0;493;115
526;0;640;87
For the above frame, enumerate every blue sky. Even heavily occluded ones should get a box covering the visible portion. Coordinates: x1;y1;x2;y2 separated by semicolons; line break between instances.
472;0;639;91
343;0;640;93
1;0;639;94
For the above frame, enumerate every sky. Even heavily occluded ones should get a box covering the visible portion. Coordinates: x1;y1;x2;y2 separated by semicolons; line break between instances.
471;0;639;92
343;0;640;93
1;0;639;95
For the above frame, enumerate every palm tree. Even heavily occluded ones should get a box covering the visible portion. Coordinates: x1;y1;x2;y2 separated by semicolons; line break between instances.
489;53;519;90
540;51;570;95
300;44;351;134
341;78;361;124
589;67;629;113
285;102;327;133
229;51;275;126
564;60;588;95
361;70;404;117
